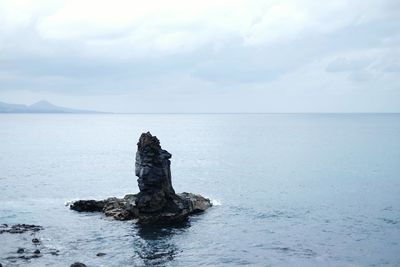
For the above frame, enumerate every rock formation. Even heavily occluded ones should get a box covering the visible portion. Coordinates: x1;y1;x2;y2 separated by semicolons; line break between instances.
135;132;175;213
70;132;211;225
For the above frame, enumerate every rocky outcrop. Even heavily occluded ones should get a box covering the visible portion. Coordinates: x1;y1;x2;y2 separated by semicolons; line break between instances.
70;132;211;225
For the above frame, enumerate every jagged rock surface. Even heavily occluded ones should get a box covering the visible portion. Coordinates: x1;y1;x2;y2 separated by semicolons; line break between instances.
70;132;211;225
135;132;175;213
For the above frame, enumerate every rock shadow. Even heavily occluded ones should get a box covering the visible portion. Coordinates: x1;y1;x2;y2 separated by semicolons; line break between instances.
132;222;190;266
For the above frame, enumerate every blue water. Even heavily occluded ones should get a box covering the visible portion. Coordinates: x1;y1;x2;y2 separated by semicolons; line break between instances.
0;114;399;266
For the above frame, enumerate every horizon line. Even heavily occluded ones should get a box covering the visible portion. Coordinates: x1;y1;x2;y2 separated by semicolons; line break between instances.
1;112;400;115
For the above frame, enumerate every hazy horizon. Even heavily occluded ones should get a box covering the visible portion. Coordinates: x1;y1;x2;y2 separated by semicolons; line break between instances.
0;0;399;113
2;99;400;114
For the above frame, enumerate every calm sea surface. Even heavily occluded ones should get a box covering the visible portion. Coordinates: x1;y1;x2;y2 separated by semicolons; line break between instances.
0;114;399;266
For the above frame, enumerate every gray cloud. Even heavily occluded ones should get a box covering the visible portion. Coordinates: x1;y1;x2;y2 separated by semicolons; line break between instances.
326;58;370;73
383;64;400;72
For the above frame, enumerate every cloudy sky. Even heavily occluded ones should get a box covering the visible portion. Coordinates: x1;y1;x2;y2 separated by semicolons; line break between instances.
0;0;399;112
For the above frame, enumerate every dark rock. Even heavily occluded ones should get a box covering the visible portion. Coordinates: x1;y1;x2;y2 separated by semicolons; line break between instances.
70;200;105;212
32;238;40;244
71;263;87;267
34;249;40;254
70;132;212;225
134;192;211;225
133;132;211;224
103;197;133;220
178;192;213;213
96;252;106;256
135;132;175;210
9;253;42;261
0;262;2;267
0;224;43;234
17;248;24;253
70;196;136;221
50;250;60;256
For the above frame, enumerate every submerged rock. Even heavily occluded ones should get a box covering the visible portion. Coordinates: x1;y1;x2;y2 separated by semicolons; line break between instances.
70;132;212;225
0;224;43;234
70;263;86;267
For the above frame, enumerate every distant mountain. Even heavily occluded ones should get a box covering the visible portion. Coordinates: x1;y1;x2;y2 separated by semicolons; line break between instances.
0;100;102;113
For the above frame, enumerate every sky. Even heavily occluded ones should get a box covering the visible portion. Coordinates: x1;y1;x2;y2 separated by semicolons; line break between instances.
0;0;399;113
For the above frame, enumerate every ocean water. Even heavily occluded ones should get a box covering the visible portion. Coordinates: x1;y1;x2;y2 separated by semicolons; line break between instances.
0;114;399;267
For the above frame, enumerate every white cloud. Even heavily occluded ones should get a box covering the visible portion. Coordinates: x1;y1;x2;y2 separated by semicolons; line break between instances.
0;0;393;56
0;0;60;32
0;0;399;112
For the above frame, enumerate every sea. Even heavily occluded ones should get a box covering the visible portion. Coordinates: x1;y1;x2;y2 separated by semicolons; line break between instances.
0;114;399;267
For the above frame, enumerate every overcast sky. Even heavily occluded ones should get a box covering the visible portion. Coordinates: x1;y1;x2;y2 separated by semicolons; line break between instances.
0;0;399;112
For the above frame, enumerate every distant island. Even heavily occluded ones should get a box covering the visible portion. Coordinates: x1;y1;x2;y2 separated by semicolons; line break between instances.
0;100;102;113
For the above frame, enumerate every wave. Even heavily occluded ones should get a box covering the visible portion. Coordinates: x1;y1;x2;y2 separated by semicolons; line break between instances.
210;199;222;206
